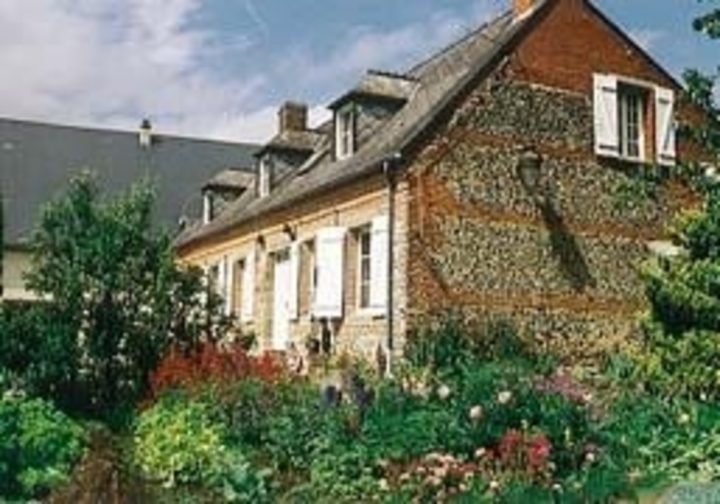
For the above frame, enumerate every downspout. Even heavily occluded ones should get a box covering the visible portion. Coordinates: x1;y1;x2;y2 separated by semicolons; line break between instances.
383;153;402;376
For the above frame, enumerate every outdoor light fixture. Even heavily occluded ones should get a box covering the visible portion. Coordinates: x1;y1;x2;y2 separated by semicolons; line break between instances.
517;145;543;190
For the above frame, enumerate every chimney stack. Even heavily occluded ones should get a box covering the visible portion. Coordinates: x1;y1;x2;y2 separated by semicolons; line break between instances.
139;118;152;148
278;102;308;134
513;0;536;18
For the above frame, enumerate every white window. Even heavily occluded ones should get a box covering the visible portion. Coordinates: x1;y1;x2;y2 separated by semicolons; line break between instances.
241;250;256;322
203;192;213;224
594;73;676;166
357;227;372;309
313;227;346;318
335;107;355;160
618;85;645;161
259;157;272;197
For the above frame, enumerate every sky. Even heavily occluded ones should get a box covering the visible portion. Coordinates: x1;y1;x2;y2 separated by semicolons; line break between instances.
0;0;716;144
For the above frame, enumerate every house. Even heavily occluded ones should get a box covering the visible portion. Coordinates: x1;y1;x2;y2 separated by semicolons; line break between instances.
1;118;258;301
176;0;704;369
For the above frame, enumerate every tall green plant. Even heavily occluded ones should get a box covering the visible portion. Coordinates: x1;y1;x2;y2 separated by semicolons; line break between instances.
22;172;227;416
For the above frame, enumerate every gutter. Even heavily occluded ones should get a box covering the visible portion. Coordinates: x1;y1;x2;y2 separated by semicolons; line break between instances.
382;153;402;376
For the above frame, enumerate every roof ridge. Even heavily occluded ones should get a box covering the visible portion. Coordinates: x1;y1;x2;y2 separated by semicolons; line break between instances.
0;115;259;148
406;9;512;77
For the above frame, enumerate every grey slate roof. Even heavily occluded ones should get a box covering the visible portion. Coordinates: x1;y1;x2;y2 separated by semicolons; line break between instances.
258;129;326;155
1;118;258;245
177;3;549;249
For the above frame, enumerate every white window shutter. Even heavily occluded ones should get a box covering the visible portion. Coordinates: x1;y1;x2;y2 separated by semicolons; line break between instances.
313;227;346;318
593;74;619;158
655;86;676;166
224;256;234;316
217;258;227;297
288;242;300;320
369;215;389;314
241;249;256;321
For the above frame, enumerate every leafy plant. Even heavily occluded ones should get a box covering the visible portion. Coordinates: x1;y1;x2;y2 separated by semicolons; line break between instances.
133;393;269;501
0;396;85;500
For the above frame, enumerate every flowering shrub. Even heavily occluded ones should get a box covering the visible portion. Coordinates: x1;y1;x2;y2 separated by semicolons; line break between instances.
148;342;283;399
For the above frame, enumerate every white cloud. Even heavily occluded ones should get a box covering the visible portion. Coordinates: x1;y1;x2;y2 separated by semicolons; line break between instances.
628;28;666;52
0;0;268;141
275;1;502;90
0;0;503;144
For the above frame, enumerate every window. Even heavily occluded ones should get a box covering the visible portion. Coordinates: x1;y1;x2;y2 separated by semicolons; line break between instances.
358;227;371;309
259;156;273;197
594;74;675;165
335;107;355;160
618;85;646;161
203;192;214;224
232;258;245;316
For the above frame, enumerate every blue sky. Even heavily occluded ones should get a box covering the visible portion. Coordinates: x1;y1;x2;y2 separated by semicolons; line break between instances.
0;1;715;143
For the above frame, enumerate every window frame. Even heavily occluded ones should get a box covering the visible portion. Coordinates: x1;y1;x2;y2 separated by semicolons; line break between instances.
356;225;372;310
259;156;273;197
335;106;355;160
617;83;647;162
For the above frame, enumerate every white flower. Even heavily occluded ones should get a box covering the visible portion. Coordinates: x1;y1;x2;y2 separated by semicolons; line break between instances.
379;478;389;491
679;413;691;425
474;447;487;459
497;391;512;404
582;392;594;403
585;452;596;463
489;480;500;491
552;483;562;492
700;392;708;402
437;384;451;400
469;405;483;421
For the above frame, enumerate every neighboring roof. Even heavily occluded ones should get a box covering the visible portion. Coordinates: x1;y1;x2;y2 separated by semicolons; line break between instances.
257;129;326;155
177;3;550;250
1;118;259;245
203;169;256;191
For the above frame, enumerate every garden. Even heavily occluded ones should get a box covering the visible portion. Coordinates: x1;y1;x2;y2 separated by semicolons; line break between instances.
1;175;720;503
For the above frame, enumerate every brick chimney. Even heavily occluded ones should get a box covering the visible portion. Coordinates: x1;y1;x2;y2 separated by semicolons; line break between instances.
278;102;308;133
513;0;536;17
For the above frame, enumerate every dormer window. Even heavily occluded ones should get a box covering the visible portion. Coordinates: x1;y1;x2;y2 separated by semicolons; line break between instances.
259;156;273;197
335;106;355;160
203;191;214;224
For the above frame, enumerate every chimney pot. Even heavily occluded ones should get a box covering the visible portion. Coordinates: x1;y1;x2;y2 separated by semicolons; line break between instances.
513;0;536;17
278;102;308;134
139;118;152;148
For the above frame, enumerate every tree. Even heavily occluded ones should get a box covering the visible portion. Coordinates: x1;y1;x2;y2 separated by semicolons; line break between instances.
635;3;720;399
22;172;227;416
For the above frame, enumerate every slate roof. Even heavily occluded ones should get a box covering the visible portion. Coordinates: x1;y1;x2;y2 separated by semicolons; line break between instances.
177;3;550;250
258;129;326;155
0;118;258;245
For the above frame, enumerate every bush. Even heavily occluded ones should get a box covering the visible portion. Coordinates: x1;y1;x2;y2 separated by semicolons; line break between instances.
0;396;85;500
133;394;269;501
149;342;282;400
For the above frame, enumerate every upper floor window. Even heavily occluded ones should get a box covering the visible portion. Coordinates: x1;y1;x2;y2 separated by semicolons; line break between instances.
259;156;273;197
335;107;355;160
618;85;646;161
593;73;676;166
202;192;214;224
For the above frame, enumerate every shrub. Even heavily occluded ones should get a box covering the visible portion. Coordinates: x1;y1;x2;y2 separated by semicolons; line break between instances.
149;342;283;399
133;394;269;501
0;396;85;500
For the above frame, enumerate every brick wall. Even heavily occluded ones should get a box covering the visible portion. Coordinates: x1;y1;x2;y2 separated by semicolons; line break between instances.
403;0;700;362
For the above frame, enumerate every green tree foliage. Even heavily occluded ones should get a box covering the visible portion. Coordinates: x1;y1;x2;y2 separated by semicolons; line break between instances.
637;4;720;399
11;172;226;416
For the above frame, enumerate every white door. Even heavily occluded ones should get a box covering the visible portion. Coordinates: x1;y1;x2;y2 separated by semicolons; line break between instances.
272;251;292;350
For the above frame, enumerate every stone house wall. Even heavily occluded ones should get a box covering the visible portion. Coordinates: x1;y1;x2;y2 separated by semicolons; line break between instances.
180;173;409;364
402;0;700;362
